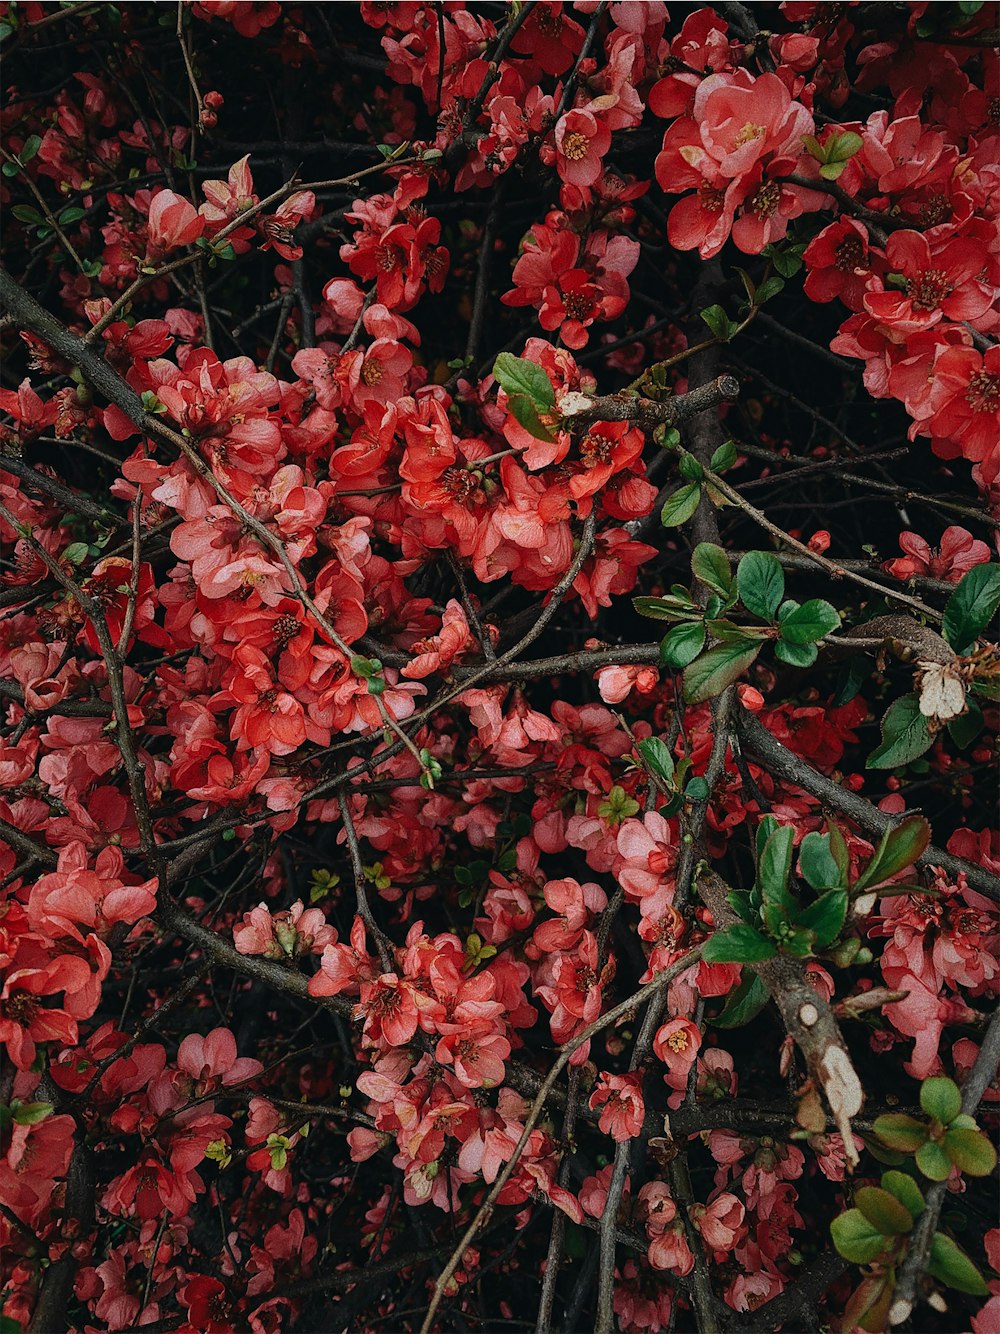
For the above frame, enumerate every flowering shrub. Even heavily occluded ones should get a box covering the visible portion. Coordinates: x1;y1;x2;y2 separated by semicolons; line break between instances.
0;2;998;1332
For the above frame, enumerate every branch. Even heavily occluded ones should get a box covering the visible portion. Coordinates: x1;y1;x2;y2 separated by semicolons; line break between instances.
735;706;1000;904
888;1005;1000;1326
699;869;864;1164
418;945;704;1334
561;374;739;431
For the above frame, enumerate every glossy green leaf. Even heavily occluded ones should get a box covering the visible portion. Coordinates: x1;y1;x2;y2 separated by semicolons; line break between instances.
709;440;737;472
758;824;795;935
661;482;702;527
778;598;841;644
855;816;932;891
737;551;784;620
683;639;760;704
712;972;769;1029
691;543;732;596
493;352;555;409
796;889;848;948
659;620;706;668
637;737;675;787
633;594;698;622
775;638;818;668
942;564;1000;653
867;695;934;769
799;832;845;891
702;924;776;963
948;697;984;750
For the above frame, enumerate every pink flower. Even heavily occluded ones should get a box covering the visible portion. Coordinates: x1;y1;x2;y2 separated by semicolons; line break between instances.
589;1072;645;1142
554;108;611;188
884;526;991;583
653;1018;702;1099
146;189;205;260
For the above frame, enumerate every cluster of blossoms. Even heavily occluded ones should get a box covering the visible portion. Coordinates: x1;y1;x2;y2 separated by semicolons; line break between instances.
0;2;997;1332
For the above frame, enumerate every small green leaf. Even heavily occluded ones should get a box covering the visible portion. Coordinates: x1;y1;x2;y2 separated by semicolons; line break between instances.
867;695;934;769
633;593;697;622
700;304;736;341
796;889;848;949
709;440;737;472
831;1209;891;1264
660;620;706;668
661;482;702;527
778;598;841;644
62;541;89;565
915;1139;953;1182
737;551;785;620
928;1232;989;1296
880;1170;924;1218
758;823;794;901
702;924;776;963
691;543;732;596
873;1113;928;1154
712;972;768;1029
942;564;1000;653
506;393;558;442
921;1077;962;1126
775;638;818;668
10;1101;54;1126
12;204;44;225
637;737;675;787
683;639;761;704
686;775;710;801
494;352;555;409
754;275;785;306
819;160;847;180
679;453;704;483
854;1186;914;1235
948;697;983;750
828;130;863;162
799;832;845;891
855;816;932;891
943;1127;997;1176
20;133;42;163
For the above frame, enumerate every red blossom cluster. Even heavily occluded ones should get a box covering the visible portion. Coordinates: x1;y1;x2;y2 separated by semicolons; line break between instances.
1;2;998;1332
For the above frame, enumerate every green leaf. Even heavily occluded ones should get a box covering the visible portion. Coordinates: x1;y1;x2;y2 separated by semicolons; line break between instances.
679;453;704;483
633;593;698;622
942;564;1000;653
948;697;983;750
855;816;932;891
660;621;706;668
21;133;42;163
867;695;934;769
726;890;757;925
11;204;44;225
637;737;675;787
691;543;732;596
58;206;86;225
493;353;556;410
829;130;863;162
880;1170;925;1218
700;304;736;341
775;638;818;668
758;824;794;915
920;1076;962;1126
854;1186;914;1235
683;639;761;704
831;1209;891;1264
709;440;737;472
712;972;768;1029
506;393;558;443
796;889;848;949
10;1101;54;1126
754;275;785;306
778;598;841;644
799;832;845;891
661;482;702;527
916;1139;953;1181
686;775;710;801
702;924;776;963
819;160;848;181
943;1127;997;1176
873;1113;929;1154
737;551;785;620
928;1232;989;1296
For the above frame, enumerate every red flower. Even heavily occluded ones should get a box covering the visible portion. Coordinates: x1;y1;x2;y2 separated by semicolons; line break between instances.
554;108;611;189
145;189;205;261
589;1072;645;1142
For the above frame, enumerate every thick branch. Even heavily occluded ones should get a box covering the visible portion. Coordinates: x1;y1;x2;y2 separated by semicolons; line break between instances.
561;374;739;431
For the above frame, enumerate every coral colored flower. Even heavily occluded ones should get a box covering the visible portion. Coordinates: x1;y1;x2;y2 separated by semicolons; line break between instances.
145;189;205;260
589;1072;645;1142
554;108;611;188
884;526;991;583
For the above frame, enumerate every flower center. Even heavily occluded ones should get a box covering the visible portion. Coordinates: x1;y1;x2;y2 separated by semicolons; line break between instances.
580;431;612;466
734;121;766;147
965;369;999;413
563;290;595;322
561;131;590;162
667;1031;689;1053
750;182;780;219
361;358;384;386
906;267;953;311
698;180;725;213
834;237;865;272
